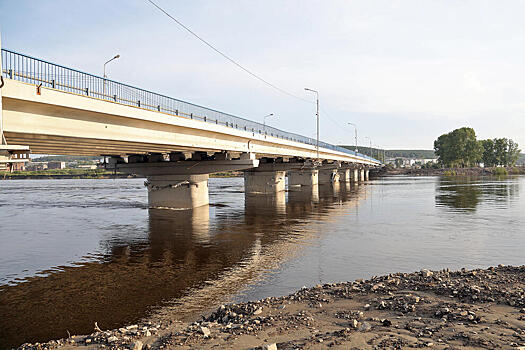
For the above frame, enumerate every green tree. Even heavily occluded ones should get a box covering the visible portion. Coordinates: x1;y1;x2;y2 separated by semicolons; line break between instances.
481;139;496;166
434;127;483;167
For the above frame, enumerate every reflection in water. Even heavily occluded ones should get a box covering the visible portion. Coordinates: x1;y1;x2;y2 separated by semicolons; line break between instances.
436;177;520;212
0;182;365;349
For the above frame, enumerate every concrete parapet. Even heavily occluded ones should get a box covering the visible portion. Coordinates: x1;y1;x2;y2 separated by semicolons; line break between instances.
244;170;286;194
287;169;319;188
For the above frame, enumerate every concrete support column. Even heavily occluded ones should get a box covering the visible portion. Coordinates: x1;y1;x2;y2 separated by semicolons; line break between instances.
244;171;286;194
287;169;319;187
365;169;370;181
318;169;340;184
350;168;359;183
145;174;209;209
339;168;351;182
359;169;365;182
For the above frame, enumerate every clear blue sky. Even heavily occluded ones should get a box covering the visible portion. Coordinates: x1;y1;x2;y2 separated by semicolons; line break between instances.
1;0;524;150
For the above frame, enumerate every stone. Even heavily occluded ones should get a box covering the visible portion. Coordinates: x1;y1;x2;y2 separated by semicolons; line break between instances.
263;343;278;350
132;340;143;350
350;319;359;328
359;322;371;332
253;307;263;315
107;336;118;343
200;326;211;337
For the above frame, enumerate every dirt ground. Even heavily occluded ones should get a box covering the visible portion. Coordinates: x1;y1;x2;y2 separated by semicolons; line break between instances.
17;265;525;350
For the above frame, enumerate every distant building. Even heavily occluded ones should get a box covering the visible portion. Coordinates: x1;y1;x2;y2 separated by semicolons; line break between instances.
47;161;66;169
77;164;97;170
26;162;48;171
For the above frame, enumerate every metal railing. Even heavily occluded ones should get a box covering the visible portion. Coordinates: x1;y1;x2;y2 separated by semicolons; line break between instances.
1;48;378;163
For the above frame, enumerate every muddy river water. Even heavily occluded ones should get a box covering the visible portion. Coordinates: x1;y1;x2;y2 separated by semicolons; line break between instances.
0;176;524;348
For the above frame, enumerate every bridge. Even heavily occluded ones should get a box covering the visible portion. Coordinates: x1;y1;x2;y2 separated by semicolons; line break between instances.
0;46;381;209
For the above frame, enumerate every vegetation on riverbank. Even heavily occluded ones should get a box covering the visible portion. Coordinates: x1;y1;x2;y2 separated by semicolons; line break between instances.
383;165;525;176
434;127;521;168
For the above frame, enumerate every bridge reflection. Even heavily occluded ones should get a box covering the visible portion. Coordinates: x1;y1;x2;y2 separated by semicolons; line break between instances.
0;183;367;349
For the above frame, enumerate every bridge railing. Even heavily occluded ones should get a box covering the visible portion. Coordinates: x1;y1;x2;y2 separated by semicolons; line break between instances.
1;49;379;163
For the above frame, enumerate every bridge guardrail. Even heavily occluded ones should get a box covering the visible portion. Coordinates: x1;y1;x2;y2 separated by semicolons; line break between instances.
1;49;380;164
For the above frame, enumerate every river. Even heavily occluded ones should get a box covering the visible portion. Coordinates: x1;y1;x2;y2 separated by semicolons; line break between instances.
0;175;524;349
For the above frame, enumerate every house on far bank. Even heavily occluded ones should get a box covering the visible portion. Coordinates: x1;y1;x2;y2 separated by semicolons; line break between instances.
77;164;97;170
47;161;66;170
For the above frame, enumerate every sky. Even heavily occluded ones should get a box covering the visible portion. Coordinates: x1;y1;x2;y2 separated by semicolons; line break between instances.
1;0;524;150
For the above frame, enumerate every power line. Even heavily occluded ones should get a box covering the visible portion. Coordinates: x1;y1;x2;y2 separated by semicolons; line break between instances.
146;0;312;103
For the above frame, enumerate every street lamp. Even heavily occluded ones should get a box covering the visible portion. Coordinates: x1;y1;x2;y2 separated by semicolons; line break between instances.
364;136;372;158
103;54;120;96
304;88;319;162
262;113;275;132
347;122;358;153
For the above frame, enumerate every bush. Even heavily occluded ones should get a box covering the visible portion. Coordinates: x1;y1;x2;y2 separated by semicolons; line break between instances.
492;167;508;176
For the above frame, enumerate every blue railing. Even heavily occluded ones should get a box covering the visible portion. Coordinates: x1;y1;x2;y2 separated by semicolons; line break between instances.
1;48;379;163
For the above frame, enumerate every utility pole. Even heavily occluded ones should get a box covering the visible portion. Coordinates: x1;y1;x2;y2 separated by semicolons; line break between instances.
305;88;319;162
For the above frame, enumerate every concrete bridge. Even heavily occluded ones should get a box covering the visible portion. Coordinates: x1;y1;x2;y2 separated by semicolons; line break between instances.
0;47;381;209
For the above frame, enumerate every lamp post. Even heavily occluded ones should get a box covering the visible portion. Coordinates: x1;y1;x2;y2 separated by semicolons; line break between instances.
262;113;275;132
364;136;372;158
304;88;319;162
347;122;358;153
103;54;120;96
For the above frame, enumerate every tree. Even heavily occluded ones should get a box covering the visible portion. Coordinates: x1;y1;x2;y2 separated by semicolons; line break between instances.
481;139;496;166
434;127;483;167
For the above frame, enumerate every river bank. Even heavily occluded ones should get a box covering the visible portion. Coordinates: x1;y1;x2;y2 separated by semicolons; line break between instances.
16;265;525;350
383;166;525;177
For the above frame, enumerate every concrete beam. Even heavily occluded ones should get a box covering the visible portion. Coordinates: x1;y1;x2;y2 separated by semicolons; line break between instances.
110;157;259;176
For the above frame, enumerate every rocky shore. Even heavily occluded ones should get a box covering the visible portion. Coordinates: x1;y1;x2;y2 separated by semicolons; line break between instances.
16;265;525;350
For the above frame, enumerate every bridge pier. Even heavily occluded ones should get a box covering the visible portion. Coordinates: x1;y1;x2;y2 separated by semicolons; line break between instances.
350;168;359;183
145;175;209;209
359;168;365;182
338;168;351;182
365;168;370;181
318;168;340;184
243;170;286;194
287;169;319;188
109;154;259;209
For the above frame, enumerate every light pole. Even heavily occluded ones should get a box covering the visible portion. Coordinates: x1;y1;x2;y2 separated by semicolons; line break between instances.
262;113;275;132
364;136;372;158
304;88;319;162
347;122;358;153
103;54;120;96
